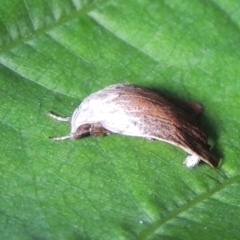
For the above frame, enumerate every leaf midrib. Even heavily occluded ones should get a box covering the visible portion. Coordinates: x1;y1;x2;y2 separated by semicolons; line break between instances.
137;172;239;239
0;0;108;54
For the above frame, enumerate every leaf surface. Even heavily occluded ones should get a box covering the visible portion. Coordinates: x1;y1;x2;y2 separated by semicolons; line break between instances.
0;0;240;239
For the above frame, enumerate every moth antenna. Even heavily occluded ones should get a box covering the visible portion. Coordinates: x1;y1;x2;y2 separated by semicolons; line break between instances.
49;135;71;141
47;111;70;122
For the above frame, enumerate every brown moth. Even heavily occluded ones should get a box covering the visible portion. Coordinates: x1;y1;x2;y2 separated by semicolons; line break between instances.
48;83;219;168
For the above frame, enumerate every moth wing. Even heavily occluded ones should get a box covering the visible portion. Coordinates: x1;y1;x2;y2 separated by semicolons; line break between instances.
107;84;218;167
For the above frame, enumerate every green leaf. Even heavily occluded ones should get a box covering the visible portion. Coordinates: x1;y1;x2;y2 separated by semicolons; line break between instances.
0;0;239;239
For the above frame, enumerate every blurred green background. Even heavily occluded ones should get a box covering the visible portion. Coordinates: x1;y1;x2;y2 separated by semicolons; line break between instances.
0;0;240;239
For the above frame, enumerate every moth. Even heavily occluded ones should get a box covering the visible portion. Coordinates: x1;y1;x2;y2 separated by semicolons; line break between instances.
48;83;219;168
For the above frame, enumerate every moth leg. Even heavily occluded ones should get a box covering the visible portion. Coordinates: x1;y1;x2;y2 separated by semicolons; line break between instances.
51;124;93;140
183;155;201;168
49;135;71;141
47;111;71;140
47;111;70;122
90;123;111;137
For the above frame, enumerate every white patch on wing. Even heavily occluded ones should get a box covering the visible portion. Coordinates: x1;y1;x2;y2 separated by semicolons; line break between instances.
70;89;145;136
